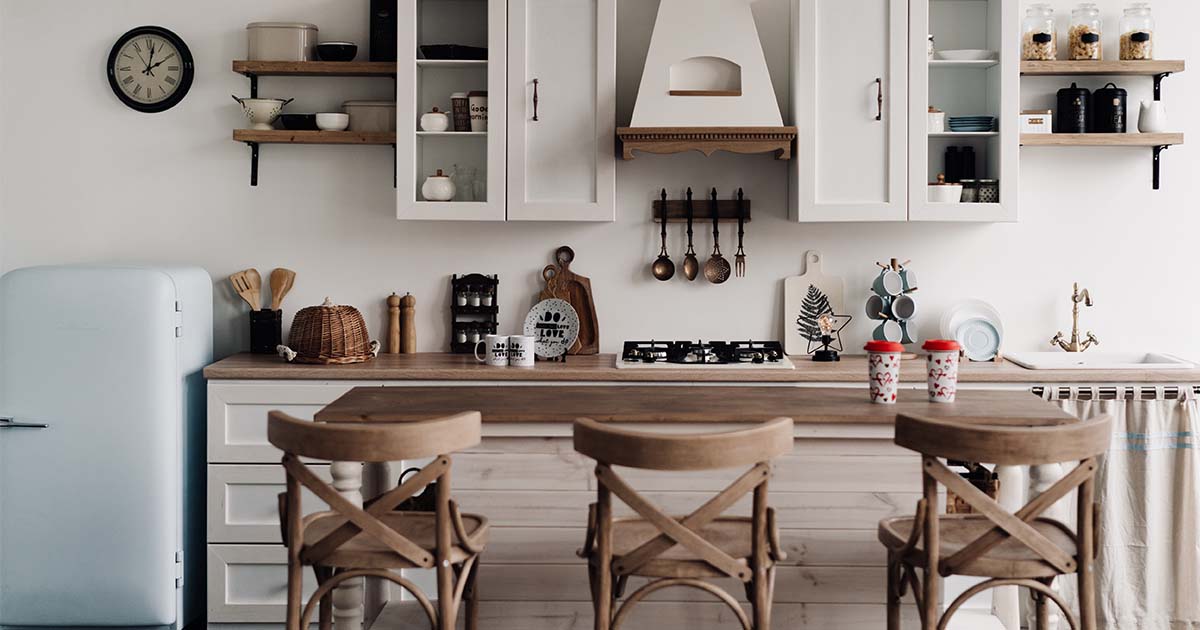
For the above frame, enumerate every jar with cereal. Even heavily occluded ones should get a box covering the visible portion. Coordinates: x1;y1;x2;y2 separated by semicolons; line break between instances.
1023;4;1057;61
1120;3;1155;60
1069;3;1102;60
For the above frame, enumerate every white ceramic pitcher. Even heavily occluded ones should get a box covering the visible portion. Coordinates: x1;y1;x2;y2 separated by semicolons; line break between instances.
1138;100;1168;133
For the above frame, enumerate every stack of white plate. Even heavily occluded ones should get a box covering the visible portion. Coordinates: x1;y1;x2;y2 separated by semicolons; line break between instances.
940;299;1004;361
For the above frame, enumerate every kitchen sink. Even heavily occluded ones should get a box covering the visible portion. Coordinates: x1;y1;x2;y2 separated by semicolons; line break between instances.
1006;352;1196;370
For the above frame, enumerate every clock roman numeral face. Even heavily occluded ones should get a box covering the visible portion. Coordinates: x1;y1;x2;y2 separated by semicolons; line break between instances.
111;34;183;106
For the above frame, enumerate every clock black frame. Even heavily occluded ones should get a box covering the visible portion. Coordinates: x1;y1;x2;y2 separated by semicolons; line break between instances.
106;26;195;113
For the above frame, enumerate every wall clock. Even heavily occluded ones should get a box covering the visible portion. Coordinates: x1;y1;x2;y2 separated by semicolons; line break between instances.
106;26;195;113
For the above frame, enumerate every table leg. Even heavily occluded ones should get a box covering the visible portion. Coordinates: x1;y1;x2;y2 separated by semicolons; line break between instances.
331;460;364;630
992;464;1023;630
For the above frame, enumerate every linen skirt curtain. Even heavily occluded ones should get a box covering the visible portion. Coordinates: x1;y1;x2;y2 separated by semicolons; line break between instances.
1047;390;1200;630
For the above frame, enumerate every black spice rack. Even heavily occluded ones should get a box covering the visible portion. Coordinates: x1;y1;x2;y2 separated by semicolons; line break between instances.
449;273;498;354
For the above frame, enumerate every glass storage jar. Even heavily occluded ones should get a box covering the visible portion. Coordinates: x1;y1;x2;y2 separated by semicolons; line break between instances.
1120;3;1155;60
1023;4;1057;61
1069;3;1102;60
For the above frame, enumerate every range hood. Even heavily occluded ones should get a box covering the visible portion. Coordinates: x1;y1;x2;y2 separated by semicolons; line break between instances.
618;0;796;159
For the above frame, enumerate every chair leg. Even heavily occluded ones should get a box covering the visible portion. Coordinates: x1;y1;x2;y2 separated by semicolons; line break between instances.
437;560;457;630
751;566;773;630
1034;587;1049;630
886;552;901;630
286;553;303;630
465;559;480;630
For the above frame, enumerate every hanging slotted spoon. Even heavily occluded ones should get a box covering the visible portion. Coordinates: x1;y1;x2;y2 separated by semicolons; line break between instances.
703;188;731;284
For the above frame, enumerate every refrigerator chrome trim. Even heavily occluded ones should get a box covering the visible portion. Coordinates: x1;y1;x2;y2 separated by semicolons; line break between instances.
0;416;49;429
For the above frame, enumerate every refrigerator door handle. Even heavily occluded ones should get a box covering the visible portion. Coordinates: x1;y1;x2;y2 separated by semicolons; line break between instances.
0;416;49;429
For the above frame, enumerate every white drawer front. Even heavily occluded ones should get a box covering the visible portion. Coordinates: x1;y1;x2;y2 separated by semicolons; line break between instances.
208;383;365;463
208;465;334;543
207;544;323;624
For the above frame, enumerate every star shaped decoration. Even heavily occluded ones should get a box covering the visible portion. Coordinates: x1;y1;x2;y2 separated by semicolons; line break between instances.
807;311;852;355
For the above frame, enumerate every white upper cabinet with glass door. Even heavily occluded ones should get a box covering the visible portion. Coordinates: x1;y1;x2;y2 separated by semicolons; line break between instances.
791;0;909;222
398;0;507;221
507;0;616;222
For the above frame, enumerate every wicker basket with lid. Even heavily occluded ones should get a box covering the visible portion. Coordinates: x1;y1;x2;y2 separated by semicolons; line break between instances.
277;298;379;364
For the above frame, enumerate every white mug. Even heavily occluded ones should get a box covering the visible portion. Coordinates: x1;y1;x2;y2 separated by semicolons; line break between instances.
474;334;508;367
508;335;535;367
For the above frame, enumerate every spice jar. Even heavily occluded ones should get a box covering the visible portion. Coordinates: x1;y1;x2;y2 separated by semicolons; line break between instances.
455;290;468;306
481;287;494;307
1022;4;1057;61
1069;3;1102;60
455;328;468;344
978;179;1000;203
468;290;481;307
1120;3;1155;60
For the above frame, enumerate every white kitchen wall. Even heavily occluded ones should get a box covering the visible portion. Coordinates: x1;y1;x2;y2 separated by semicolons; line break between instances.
0;0;1196;360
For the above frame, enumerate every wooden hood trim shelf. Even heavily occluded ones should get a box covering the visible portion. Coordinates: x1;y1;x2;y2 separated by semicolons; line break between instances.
617;126;797;160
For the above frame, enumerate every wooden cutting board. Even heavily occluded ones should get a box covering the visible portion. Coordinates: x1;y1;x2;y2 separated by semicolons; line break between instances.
538;246;599;355
783;250;846;356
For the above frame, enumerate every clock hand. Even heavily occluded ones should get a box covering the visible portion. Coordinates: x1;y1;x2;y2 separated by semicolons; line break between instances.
136;50;150;72
143;43;156;76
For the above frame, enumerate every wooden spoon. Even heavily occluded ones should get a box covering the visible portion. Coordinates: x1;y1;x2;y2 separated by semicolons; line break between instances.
269;268;296;311
703;189;731;284
229;269;259;310
682;188;699;281
651;189;675;281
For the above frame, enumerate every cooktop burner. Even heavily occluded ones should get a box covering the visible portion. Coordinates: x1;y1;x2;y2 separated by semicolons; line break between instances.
618;340;792;368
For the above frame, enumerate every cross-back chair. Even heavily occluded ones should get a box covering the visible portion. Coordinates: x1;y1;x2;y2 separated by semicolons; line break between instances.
267;410;489;630
879;413;1113;630
573;417;794;630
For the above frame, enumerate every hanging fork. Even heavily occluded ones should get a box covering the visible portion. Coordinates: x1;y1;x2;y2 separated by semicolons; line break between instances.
734;188;747;278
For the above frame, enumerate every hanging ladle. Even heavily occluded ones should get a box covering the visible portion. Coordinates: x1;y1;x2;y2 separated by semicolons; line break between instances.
703;188;731;284
651;188;675;281
682;188;699;281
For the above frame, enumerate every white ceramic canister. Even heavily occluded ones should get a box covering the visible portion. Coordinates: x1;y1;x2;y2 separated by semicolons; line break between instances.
247;22;319;62
922;339;961;403
420;107;450;132
422;170;456;201
343;100;397;132
468;91;488;132
865;341;905;404
928;109;946;133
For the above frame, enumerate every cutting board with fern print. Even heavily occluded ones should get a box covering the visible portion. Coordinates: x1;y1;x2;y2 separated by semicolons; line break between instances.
783;251;845;356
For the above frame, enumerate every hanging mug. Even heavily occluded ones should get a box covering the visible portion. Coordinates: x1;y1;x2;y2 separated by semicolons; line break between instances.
872;269;904;296
474;334;508;367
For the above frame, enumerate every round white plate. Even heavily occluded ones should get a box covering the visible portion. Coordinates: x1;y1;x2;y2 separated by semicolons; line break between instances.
955;317;1001;362
940;299;1004;342
523;298;580;359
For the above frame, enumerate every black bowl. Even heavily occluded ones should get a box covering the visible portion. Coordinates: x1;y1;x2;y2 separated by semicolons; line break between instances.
315;42;358;62
276;114;319;131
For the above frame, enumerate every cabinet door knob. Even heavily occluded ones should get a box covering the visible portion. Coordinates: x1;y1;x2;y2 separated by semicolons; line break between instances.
875;77;883;121
532;78;540;122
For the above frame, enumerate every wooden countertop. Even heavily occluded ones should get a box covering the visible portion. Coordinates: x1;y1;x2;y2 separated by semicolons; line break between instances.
205;352;1200;383
314;386;1075;425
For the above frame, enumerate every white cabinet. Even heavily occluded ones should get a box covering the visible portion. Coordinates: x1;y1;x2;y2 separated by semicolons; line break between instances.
397;0;616;222
791;0;909;222
790;0;1018;223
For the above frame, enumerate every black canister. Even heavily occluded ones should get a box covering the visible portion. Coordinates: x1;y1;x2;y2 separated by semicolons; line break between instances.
961;146;977;180
249;309;283;354
1056;82;1090;133
1092;82;1127;133
944;146;961;183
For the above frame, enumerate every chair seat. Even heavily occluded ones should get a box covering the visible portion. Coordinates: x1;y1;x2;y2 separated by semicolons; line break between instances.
596;516;769;578
302;511;488;569
878;513;1078;578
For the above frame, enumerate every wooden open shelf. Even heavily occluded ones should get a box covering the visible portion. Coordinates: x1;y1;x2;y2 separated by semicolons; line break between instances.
1020;60;1184;76
232;60;398;77
232;130;396;145
617;127;797;160
1020;133;1182;147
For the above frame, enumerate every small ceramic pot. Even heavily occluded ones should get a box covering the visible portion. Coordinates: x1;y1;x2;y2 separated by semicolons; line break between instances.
923;339;961;403
421;169;456;201
865;341;905;404
420;107;450;132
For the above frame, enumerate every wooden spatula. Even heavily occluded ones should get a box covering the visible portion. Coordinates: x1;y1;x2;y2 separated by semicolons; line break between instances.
229;269;260;310
269;268;296;311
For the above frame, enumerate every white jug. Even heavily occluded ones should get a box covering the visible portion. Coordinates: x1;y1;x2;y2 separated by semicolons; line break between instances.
1138;100;1168;133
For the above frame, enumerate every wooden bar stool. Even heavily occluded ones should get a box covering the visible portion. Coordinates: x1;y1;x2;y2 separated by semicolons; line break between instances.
879;413;1112;630
573;417;794;630
267;410;489;630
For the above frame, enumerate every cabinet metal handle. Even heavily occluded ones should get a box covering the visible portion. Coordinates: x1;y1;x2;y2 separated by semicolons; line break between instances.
875;77;883;121
532;78;540;122
0;417;48;429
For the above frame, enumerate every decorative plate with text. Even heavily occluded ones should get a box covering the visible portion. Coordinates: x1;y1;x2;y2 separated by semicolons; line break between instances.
523;298;580;359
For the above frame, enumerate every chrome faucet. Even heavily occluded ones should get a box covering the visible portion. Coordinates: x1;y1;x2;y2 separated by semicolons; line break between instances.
1051;283;1099;352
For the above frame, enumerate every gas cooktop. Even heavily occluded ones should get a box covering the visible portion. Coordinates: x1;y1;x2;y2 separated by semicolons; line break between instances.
616;340;795;369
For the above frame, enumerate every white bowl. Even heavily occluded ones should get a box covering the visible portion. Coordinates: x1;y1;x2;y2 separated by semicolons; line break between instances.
238;98;289;131
928;184;963;203
936;49;999;61
316;112;350;131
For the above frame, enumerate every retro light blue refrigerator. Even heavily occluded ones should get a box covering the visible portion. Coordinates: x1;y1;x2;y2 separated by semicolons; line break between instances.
0;265;210;628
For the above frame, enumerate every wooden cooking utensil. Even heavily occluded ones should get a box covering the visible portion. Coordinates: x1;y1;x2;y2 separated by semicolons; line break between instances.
538;246;600;355
245;269;263;311
229;269;260;310
269;268;296;311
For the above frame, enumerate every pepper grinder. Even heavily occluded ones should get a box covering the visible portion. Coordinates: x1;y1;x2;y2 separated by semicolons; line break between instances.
400;292;416;354
386;293;402;354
